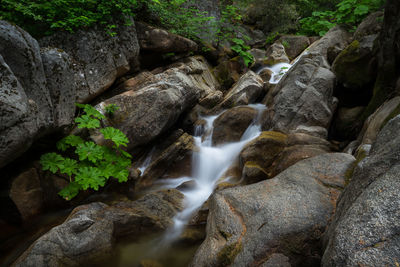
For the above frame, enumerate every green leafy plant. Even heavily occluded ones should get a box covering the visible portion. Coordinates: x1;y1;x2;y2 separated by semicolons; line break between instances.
299;0;385;36
230;38;254;67
105;103;119;115
40;104;131;200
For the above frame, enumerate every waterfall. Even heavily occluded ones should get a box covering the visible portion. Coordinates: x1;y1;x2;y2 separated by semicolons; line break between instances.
162;104;267;242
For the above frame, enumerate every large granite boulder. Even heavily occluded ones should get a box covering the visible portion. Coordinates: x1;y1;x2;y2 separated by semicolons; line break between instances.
0;54;39;169
217;71;264;109
136;22;197;53
262;27;350;138
278;35;311;60
212;106;258;146
14;189;183;266
97;56;219;148
191;153;355;266
332;34;378;90
322;115;400;266
40;18;140;103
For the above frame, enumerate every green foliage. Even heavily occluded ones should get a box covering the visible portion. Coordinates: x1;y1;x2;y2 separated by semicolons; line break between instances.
230;38;254;67
299;0;385;36
40;104;131;200
104;104;119;115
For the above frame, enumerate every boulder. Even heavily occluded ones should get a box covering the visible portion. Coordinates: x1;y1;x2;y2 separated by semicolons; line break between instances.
248;48;266;69
263;53;337;137
137;133;196;190
322;115;400;266
264;42;290;66
354;96;400;150
41;48;76;128
213;58;243;90
136;22;197;53
306;26;351;60
14;189;183;266
332;35;378;90
40;18;140;103
240;131;331;182
97;56;219;148
0;54;39;169
212;106;258;146
353;11;384;41
278;35;311;60
217;71;264;109
191;153;355;266
0;21;53;130
9;168;43;220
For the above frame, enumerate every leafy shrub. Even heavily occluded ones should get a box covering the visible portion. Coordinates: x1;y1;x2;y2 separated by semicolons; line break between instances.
299;0;385;36
40;104;132;200
230;38;254;67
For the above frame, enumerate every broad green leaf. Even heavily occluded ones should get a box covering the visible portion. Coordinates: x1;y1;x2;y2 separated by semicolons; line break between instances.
59;158;78;177
354;5;369;16
75;115;100;129
57;135;84;151
58;182;81;200
40;153;64;173
100;127;129;147
75;141;104;163
75;166;105;190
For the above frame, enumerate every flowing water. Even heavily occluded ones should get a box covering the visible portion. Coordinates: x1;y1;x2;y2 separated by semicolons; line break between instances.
256;62;292;84
162;103;267;242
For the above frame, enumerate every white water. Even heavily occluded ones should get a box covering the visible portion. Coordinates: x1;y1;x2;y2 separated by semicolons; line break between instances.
256;62;292;84
162;104;266;241
138;147;155;174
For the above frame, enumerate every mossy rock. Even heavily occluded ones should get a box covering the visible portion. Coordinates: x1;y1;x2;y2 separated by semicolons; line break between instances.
217;240;243;266
332;35;378;91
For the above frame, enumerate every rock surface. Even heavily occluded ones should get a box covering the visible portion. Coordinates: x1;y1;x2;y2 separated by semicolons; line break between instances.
14;189;183;266
212;106;258;146
264;42;290;65
322;115;400;266
217;71;264;109
191;153;355;266
136;22;197;53
40;18;140;103
278;35;311;60
98;56;219;148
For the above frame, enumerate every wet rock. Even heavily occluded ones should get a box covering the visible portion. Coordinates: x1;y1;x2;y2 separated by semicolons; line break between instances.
240;131;288;173
249;48;266;69
261;253;291;267
322;115;400;266
212;106;258;146
97;56;219;148
191;153;355;267
278;35;311;60
41;48;76;128
258;68;273;83
40;18;140;103
137;133;196;190
264;42;290;66
9;168;43;220
353;11;384;41
15;189;183;266
217;71;264;109
136;22;197;53
332;35;378;90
